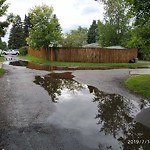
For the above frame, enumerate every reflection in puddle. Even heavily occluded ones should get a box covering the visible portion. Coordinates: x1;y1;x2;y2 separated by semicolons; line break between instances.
9;60;145;71
34;72;150;150
10;60;113;71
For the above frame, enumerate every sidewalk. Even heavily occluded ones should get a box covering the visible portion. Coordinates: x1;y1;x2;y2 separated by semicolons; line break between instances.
130;69;150;75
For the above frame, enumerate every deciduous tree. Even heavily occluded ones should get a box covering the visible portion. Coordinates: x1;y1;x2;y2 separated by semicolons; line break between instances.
96;0;131;47
125;0;150;60
61;26;88;47
26;4;62;50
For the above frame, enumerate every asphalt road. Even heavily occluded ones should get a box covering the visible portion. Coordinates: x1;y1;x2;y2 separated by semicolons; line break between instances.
0;57;150;150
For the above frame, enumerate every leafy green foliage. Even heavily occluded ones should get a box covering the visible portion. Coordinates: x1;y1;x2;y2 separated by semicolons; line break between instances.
125;0;150;60
97;0;132;47
22;15;31;46
61;26;88;47
19;46;28;56
127;22;150;60
0;38;7;50
132;0;150;26
26;4;62;50
0;0;9;38
87;20;98;44
8;15;24;49
98;21;118;47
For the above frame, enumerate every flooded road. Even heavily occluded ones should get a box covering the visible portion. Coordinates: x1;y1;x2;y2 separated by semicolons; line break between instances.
0;57;150;150
33;72;150;150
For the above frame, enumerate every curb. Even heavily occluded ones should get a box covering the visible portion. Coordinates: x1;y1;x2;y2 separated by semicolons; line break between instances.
129;69;150;75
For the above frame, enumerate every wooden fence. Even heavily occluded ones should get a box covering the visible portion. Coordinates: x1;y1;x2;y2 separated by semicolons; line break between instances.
28;47;137;63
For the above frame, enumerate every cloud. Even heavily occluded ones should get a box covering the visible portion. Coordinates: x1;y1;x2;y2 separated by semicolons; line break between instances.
2;0;104;42
82;7;100;15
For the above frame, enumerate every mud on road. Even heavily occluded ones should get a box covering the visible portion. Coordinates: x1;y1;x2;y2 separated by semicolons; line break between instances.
0;61;150;150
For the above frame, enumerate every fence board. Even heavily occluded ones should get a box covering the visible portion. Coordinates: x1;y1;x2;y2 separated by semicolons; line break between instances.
28;47;137;63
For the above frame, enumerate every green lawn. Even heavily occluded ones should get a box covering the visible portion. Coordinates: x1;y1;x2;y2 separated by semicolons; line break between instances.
0;68;5;76
20;55;150;68
0;56;5;77
0;56;4;62
125;75;150;99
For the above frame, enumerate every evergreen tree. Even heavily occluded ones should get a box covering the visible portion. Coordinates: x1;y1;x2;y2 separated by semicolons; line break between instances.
87;20;98;44
23;14;31;46
8;15;24;49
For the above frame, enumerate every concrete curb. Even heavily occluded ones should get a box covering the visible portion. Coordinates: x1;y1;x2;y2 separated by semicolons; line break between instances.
129;69;150;75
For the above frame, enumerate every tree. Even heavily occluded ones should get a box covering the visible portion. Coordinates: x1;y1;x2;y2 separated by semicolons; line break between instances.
98;20;118;47
125;0;150;60
61;26;88;47
127;0;150;26
26;4;62;50
22;14;31;46
0;39;7;50
8;15;24;49
96;0;132;47
0;0;9;38
87;20;98;44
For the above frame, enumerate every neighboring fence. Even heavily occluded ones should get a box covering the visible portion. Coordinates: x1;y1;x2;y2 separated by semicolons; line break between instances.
28;47;137;63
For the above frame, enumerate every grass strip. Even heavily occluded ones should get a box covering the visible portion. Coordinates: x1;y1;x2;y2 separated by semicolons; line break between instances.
0;68;5;77
125;74;150;99
0;56;4;62
20;55;150;68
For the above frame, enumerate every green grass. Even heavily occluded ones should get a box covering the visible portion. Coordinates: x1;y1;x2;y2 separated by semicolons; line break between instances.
125;75;150;99
19;55;150;68
0;56;5;77
0;56;4;62
0;68;5;77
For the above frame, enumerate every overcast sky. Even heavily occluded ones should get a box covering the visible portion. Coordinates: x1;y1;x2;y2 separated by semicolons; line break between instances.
2;0;104;42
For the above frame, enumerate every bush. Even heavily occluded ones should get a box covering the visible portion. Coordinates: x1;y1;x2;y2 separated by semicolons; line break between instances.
19;46;28;56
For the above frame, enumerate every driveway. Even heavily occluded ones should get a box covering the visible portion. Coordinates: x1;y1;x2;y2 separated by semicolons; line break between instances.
0;57;150;150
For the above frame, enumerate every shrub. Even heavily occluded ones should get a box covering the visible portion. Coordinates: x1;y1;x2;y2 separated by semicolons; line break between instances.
19;46;28;56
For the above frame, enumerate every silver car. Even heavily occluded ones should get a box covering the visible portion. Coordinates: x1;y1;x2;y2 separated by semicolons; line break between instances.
2;49;19;55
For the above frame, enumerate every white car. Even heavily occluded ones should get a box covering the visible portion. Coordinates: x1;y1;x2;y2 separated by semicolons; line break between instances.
2;49;19;55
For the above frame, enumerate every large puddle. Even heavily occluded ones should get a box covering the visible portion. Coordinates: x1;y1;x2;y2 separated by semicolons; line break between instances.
33;72;150;150
9;60;114;71
9;60;147;71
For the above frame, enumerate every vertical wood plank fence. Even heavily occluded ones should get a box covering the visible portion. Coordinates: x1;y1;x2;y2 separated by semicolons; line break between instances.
28;47;137;63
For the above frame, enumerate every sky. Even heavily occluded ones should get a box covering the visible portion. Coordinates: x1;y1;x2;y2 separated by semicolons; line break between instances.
2;0;104;42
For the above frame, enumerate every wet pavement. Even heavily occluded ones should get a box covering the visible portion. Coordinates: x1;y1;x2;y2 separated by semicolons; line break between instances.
0;56;150;150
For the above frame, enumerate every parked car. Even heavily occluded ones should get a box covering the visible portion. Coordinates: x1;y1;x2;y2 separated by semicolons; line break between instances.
2;49;19;55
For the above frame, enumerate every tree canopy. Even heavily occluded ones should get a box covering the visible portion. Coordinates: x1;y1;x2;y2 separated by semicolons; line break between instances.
97;0;131;47
0;0;9;38
26;4;62;50
125;0;150;60
87;20;98;44
61;26;88;47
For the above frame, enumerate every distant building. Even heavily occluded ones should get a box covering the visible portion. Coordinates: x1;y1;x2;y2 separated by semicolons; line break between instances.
105;46;126;49
83;43;100;48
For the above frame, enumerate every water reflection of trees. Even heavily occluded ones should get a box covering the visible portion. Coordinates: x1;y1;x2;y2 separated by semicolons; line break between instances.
88;85;150;150
34;72;84;103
